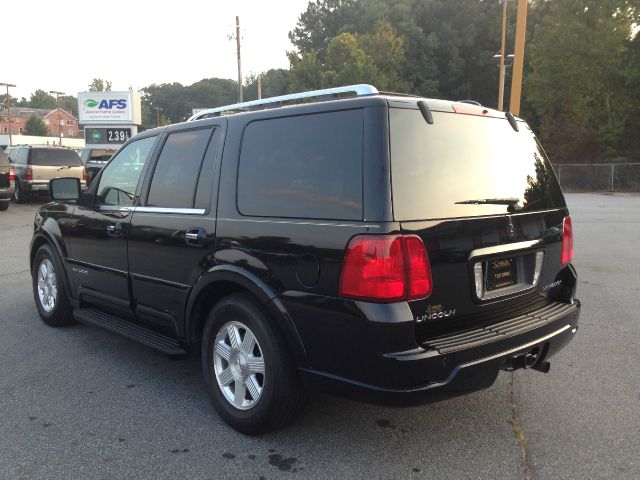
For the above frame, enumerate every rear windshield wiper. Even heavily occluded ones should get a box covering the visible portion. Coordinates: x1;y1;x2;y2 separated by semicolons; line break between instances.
455;197;523;211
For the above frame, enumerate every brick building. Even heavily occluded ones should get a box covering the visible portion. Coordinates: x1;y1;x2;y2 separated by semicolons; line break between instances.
0;107;79;138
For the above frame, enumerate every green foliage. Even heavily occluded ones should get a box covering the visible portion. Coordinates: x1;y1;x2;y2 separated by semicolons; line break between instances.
24;115;47;136
60;95;78;117
289;0;640;163
289;22;408;91
244;69;291;101
28;90;56;109
141;78;239;126
526;0;637;162
89;78;112;92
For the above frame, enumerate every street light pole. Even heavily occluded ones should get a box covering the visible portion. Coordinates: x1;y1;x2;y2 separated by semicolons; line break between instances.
236;16;243;103
49;90;64;145
509;0;528;116
498;0;508;111
0;82;16;146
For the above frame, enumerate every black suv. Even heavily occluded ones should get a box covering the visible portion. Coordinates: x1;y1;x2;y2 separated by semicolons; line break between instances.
31;85;580;434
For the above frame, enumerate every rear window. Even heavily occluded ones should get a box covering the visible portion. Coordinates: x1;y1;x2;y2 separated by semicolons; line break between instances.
390;109;565;220
30;149;82;167
237;110;363;220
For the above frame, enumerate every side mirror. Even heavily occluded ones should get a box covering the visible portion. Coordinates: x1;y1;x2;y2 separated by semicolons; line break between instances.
50;177;81;202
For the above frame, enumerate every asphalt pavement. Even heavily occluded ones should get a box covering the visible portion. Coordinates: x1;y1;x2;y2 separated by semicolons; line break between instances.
0;194;638;480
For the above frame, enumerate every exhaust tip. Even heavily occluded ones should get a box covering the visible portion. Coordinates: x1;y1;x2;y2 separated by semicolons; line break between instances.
532;361;551;373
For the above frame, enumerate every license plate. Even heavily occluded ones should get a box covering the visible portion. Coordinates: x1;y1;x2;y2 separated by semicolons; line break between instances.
486;257;517;291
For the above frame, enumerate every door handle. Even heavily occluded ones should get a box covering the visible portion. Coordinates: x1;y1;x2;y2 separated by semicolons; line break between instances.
107;222;123;237
185;228;208;246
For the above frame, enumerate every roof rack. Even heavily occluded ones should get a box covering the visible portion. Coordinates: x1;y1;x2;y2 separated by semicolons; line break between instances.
187;84;379;121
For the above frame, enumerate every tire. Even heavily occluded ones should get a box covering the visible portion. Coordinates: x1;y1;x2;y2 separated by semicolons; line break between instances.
201;293;305;434
31;244;75;327
13;180;25;203
0;201;8;211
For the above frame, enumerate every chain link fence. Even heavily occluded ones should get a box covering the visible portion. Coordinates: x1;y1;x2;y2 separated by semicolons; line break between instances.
552;163;640;192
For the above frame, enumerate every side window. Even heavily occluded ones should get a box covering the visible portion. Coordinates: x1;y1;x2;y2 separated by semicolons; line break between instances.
147;128;212;209
18;149;28;164
237;110;364;220
96;136;157;206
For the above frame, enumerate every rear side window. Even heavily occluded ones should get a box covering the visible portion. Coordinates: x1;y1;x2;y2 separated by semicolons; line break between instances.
237;110;363;220
390;109;565;220
147;128;213;209
30;149;82;166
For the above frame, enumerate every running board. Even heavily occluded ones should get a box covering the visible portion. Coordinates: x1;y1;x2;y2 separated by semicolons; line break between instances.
73;308;187;356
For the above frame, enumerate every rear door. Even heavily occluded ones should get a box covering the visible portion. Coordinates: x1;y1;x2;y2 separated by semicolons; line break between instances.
389;106;568;343
127;122;224;336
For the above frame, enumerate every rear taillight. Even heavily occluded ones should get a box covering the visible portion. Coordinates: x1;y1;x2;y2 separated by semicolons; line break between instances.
339;235;432;302
9;168;14;182
25;167;33;181
561;216;574;266
82;167;87;182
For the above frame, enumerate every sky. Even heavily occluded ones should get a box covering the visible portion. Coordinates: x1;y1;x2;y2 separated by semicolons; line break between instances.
4;0;313;99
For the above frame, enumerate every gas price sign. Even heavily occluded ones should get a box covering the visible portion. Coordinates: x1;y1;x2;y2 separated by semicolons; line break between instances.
86;128;131;145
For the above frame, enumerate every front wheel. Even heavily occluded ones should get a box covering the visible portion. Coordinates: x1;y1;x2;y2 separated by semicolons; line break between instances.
31;244;75;326
201;293;305;434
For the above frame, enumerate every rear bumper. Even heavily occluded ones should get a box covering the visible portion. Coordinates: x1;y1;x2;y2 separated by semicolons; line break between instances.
289;294;580;402
24;180;86;193
0;186;14;200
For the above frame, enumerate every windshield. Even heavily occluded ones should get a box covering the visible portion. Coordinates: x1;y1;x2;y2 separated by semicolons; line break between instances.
390;109;565;220
30;149;82;167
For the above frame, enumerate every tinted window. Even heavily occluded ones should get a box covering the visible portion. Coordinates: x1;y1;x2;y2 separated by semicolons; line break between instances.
147;128;212;209
97;136;157;206
390;109;565;220
30;149;82;166
237;110;363;220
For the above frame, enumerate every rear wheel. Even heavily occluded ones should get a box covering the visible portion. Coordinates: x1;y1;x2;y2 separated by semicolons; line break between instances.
0;201;8;211
201;293;305;434
31;244;75;326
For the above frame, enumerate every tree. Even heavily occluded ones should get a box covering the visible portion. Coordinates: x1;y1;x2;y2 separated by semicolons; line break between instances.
28;90;56;109
140;78;239;127
60;95;79;117
289;23;408;92
24;115;47;136
526;0;638;162
244;69;291;101
88;78;112;92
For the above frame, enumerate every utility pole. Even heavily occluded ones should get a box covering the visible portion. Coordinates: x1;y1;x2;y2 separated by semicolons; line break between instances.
257;74;262;100
155;107;163;127
49;90;64;145
0;82;16;146
497;0;508;111
509;0;528;116
236;16;243;103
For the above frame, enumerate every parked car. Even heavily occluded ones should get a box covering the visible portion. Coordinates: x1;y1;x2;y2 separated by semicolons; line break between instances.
0;148;14;211
6;146;86;203
78;147;117;186
31;85;580;434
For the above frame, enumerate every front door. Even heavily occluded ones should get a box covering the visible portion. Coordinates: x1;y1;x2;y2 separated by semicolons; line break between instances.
67;135;158;317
